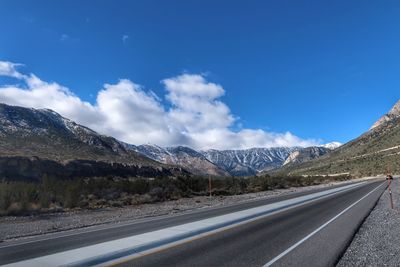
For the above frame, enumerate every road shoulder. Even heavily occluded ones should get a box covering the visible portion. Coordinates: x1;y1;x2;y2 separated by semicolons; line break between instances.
338;178;399;266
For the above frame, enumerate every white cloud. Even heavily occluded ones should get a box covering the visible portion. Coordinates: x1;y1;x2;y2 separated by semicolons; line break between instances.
96;79;181;145
0;61;26;79
0;61;320;150
163;74;234;133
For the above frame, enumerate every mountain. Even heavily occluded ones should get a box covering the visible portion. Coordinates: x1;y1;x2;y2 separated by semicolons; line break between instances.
132;145;229;176
201;147;300;176
321;142;342;150
0;103;187;181
0;103;341;179
371;100;400;129
279;100;400;177
0;103;149;163
134;144;339;177
133;145;303;177
283;146;331;166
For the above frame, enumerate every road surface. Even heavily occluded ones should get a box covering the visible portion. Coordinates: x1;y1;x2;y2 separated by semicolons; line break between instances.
0;179;386;267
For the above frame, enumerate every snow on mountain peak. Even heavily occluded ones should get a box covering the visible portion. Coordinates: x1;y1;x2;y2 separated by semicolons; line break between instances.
322;142;342;150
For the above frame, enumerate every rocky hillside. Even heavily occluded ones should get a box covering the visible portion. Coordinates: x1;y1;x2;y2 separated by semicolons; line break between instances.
279;100;400;176
283;146;331;166
0;103;188;180
371;100;400;129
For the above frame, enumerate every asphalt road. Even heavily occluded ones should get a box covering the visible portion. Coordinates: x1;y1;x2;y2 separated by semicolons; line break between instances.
113;180;386;267
0;179;385;266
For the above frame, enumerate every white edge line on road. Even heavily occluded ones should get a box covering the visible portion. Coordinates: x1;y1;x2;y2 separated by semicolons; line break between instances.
76;182;367;267
262;181;386;267
101;182;370;266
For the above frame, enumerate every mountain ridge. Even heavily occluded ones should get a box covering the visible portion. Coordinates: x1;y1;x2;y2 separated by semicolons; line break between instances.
134;144;339;176
0;103;189;180
278;99;400;176
283;146;331;166
131;144;230;176
371;100;400;129
0;102;341;178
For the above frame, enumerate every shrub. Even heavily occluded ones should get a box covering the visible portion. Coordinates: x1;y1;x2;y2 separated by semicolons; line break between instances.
0;173;353;216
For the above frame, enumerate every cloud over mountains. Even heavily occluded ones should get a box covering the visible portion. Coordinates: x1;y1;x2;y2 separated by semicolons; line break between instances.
0;60;319;149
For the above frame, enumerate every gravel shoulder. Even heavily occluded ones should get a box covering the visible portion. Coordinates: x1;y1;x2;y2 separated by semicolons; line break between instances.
338;177;399;266
0;177;376;242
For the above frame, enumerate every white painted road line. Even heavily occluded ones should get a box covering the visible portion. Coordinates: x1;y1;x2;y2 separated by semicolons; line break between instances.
262;181;385;267
3;182;367;267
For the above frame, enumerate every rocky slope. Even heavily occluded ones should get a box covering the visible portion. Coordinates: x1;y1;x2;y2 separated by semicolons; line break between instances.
283;146;331;166
0;103;188;180
371;100;400;129
279;100;400;176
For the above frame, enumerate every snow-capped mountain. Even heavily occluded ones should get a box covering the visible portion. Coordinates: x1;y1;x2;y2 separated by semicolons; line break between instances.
132;144;339;176
128;144;171;163
132;145;229;176
201;147;300;176
0;103;134;160
0;103;191;181
321;142;342;150
133;145;320;176
0;103;340;178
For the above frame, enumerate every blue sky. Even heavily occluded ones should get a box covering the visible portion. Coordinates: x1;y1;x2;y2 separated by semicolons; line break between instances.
0;1;399;148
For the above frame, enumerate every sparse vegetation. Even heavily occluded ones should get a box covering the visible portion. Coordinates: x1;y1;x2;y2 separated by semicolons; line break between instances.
0;174;352;216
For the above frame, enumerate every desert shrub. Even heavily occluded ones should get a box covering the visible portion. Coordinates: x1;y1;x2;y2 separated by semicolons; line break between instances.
63;180;83;208
0;181;39;215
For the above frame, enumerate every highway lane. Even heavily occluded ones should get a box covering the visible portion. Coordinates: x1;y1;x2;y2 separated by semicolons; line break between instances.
113;180;386;267
0;180;375;265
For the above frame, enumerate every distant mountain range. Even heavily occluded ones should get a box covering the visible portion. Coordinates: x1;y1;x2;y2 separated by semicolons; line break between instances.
279;100;400;177
0;103;342;179
4;98;399;179
132;144;340;176
132;146;300;177
129;144;230;177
